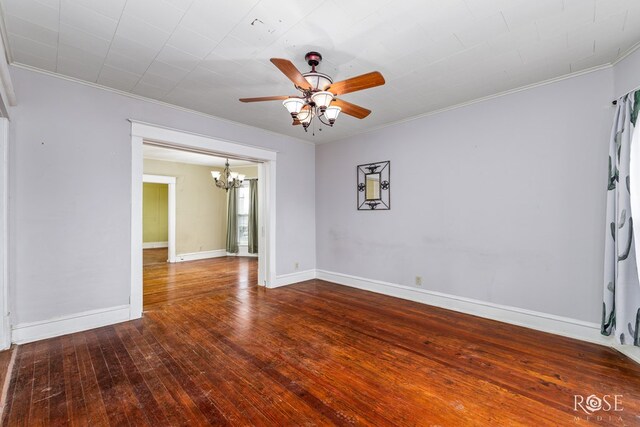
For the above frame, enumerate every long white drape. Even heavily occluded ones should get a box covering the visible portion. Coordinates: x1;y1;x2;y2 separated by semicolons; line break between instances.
602;91;640;346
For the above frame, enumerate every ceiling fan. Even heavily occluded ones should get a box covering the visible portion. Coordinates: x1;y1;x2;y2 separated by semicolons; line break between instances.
239;52;385;133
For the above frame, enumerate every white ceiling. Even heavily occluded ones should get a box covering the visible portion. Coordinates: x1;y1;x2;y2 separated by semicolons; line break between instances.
143;144;256;167
2;0;640;143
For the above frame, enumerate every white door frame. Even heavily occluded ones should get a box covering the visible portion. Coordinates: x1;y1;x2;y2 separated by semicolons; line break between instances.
130;120;277;320
142;174;177;263
0;118;9;349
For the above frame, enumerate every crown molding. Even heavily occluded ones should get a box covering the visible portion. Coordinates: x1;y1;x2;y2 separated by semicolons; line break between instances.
612;40;640;66
611;41;640;99
8;51;628;147
324;42;640;145
10;62;315;146
0;7;15;117
321;63;614;145
0;1;12;65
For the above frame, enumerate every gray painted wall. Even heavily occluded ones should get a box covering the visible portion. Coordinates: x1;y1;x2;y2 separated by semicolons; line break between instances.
9;46;640;329
8;66;315;325
316;69;615;323
614;48;640;99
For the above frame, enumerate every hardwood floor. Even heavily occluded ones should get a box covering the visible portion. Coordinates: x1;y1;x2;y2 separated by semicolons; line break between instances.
2;257;640;425
143;254;256;308
0;347;14;419
143;248;168;266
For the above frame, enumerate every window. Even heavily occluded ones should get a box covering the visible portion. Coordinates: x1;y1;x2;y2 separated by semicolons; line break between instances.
237;181;250;245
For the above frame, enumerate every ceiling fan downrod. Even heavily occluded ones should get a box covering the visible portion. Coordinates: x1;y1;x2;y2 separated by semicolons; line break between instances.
305;51;322;72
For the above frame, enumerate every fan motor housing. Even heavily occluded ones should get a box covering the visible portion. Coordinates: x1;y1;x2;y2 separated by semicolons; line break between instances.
305;51;322;68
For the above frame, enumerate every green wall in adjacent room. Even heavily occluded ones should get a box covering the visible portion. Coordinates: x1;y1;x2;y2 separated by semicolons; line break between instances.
143;183;168;243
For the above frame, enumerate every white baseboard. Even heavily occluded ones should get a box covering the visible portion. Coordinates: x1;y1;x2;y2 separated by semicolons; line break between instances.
316;269;610;347
176;249;226;262
12;305;130;344
615;345;640;365
227;245;259;257
272;269;317;288
143;241;168;249
10;268;639;366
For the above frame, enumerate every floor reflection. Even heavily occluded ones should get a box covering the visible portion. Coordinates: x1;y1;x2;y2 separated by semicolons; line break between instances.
143;249;258;309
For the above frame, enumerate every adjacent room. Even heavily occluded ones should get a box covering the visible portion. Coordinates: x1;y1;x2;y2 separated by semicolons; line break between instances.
0;0;639;425
141;145;260;308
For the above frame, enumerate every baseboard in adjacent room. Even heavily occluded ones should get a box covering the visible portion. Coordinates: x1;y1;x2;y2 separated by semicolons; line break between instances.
315;269;610;347
226;245;258;257
142;241;168;249
12;305;131;344
176;249;226;262
273;269;317;288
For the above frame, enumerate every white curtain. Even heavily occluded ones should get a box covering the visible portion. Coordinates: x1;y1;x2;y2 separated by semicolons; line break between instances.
602;90;640;346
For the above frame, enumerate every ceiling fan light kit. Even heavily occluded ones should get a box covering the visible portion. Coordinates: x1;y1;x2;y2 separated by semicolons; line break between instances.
282;97;305;116
300;52;332;91
323;106;341;124
239;51;385;134
311;91;334;111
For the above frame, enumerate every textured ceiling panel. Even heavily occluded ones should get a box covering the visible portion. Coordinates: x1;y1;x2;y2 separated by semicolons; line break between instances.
2;0;640;143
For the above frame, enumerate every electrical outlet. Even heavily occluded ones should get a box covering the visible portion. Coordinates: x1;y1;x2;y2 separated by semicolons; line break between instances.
295;262;299;270
415;276;422;286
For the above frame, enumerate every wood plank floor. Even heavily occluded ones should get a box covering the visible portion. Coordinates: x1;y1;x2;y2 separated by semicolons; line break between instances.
143;252;256;308
143;248;168;266
2;257;640;425
0;347;14;420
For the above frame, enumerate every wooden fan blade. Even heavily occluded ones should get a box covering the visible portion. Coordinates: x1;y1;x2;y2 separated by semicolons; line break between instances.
292;120;301;126
332;99;371;119
327;71;385;96
270;58;312;90
239;95;290;103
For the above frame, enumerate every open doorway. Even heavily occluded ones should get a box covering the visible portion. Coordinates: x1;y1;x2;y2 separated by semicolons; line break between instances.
129;120;277;319
142;173;177;266
143;181;169;265
141;144;261;309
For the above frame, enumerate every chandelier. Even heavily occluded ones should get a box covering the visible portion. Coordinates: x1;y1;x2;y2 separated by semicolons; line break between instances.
210;159;245;192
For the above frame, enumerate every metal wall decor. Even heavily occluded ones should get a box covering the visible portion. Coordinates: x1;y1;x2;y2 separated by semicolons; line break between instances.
357;161;390;210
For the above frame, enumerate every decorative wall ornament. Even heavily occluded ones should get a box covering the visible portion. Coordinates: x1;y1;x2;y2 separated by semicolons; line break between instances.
357;161;390;210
